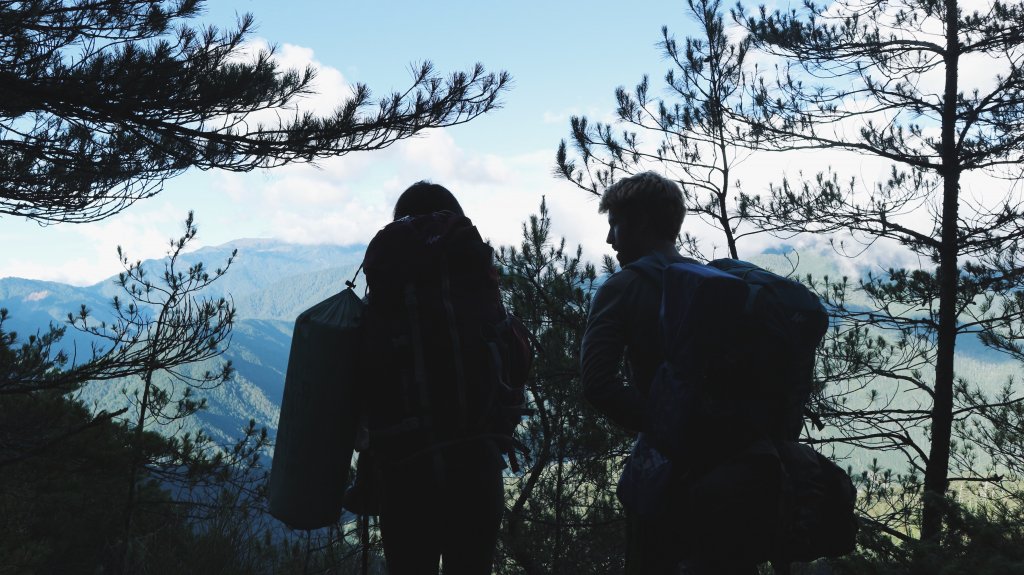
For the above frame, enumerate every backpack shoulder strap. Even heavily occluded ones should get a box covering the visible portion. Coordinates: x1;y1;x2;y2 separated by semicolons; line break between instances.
623;251;699;286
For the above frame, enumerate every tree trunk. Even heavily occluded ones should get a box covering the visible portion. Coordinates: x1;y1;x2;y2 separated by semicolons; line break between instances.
360;515;370;575
505;443;550;575
121;367;154;573
921;0;961;542
712;84;739;260
554;419;566;573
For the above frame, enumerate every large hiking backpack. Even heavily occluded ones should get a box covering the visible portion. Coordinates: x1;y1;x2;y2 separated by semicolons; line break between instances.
360;211;531;464
617;254;857;564
268;283;365;530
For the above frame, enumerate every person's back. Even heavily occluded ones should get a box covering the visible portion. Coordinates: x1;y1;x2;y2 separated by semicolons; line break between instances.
362;210;507;457
356;181;527;575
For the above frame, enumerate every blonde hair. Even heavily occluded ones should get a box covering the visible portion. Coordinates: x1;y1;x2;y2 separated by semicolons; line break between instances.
599;172;686;241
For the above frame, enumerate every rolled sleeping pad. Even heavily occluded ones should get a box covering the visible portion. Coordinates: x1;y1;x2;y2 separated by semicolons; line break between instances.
268;287;364;529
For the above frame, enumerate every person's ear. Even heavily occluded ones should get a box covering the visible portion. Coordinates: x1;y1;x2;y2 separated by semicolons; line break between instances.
634;212;653;235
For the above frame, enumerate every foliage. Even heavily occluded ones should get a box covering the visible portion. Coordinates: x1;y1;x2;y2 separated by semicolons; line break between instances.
0;380;280;573
836;490;1024;575
0;0;510;223
0;213;378;573
556;0;754;259
2;214;274;573
0;391;133;572
734;0;1024;539
495;199;631;574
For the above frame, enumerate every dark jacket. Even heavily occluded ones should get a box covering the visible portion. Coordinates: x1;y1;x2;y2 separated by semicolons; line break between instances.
580;251;693;433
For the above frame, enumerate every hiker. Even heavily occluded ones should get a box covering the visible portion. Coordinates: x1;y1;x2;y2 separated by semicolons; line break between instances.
352;181;531;575
580;171;760;574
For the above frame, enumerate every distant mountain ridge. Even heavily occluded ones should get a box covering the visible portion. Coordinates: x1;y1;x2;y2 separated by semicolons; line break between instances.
1;238;365;448
1;240;1018;473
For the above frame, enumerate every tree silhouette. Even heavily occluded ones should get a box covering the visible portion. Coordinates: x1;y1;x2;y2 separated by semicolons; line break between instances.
556;0;753;260
734;0;1024;540
0;213;281;572
0;2;511;570
73;212;236;568
1;0;510;223
495;200;631;574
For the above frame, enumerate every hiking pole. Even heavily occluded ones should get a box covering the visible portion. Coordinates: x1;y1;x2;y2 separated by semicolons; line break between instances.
347;264;364;290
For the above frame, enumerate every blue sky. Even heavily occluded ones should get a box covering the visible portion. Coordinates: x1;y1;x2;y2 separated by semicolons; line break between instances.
3;0;710;285
5;0;1008;286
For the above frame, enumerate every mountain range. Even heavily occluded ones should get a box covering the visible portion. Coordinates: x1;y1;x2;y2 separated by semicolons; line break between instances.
1;240;1018;474
0;239;365;448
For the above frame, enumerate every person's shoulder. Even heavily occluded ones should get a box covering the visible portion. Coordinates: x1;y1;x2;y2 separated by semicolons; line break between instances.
593;267;645;304
604;266;645;288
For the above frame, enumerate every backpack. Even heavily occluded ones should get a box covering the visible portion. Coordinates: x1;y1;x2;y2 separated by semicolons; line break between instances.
617;254;857;564
269;283;365;530
360;211;532;465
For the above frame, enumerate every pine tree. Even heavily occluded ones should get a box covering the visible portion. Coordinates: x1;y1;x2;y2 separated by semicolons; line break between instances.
734;0;1024;540
495;200;630;574
0;3;511;570
77;212;237;569
556;0;753;260
1;0;509;223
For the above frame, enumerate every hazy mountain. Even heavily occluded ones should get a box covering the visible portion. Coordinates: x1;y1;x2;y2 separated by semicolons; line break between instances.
1;239;365;449
1;240;1018;474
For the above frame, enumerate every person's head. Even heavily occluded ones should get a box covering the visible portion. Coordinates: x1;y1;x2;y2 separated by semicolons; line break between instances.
393;181;464;220
599;171;686;266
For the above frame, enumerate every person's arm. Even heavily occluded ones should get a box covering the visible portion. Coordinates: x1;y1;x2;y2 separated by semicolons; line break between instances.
580;273;646;433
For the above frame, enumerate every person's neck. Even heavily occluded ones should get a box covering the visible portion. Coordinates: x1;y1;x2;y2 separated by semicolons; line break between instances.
650;241;681;260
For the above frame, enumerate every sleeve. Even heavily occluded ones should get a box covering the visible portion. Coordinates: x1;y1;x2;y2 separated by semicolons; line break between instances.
580;272;646;433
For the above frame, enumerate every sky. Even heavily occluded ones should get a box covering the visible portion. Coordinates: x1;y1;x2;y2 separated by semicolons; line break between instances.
0;0;1016;286
4;0;694;284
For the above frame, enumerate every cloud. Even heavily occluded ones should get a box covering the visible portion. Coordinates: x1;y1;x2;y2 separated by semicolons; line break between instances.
0;203;190;286
153;122;620;279
269;200;393;245
1;255;104;285
185;41;627;263
273;42;357;116
398;130;512;185
221;38;358;131
24;290;50;302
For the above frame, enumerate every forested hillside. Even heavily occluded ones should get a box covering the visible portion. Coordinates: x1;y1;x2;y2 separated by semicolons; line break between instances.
2;240;363;447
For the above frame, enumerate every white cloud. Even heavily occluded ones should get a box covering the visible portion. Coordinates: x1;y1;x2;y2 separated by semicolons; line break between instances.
200;129;607;257
76;207;184;260
0;203;191;286
274;42;357;116
270;200;393;245
398;130;512;185
1;256;102;285
220;38;358;131
24;290;50;302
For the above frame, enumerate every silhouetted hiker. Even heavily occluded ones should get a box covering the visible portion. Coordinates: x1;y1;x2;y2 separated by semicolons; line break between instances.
349;181;532;575
580;171;710;574
582;171;854;574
